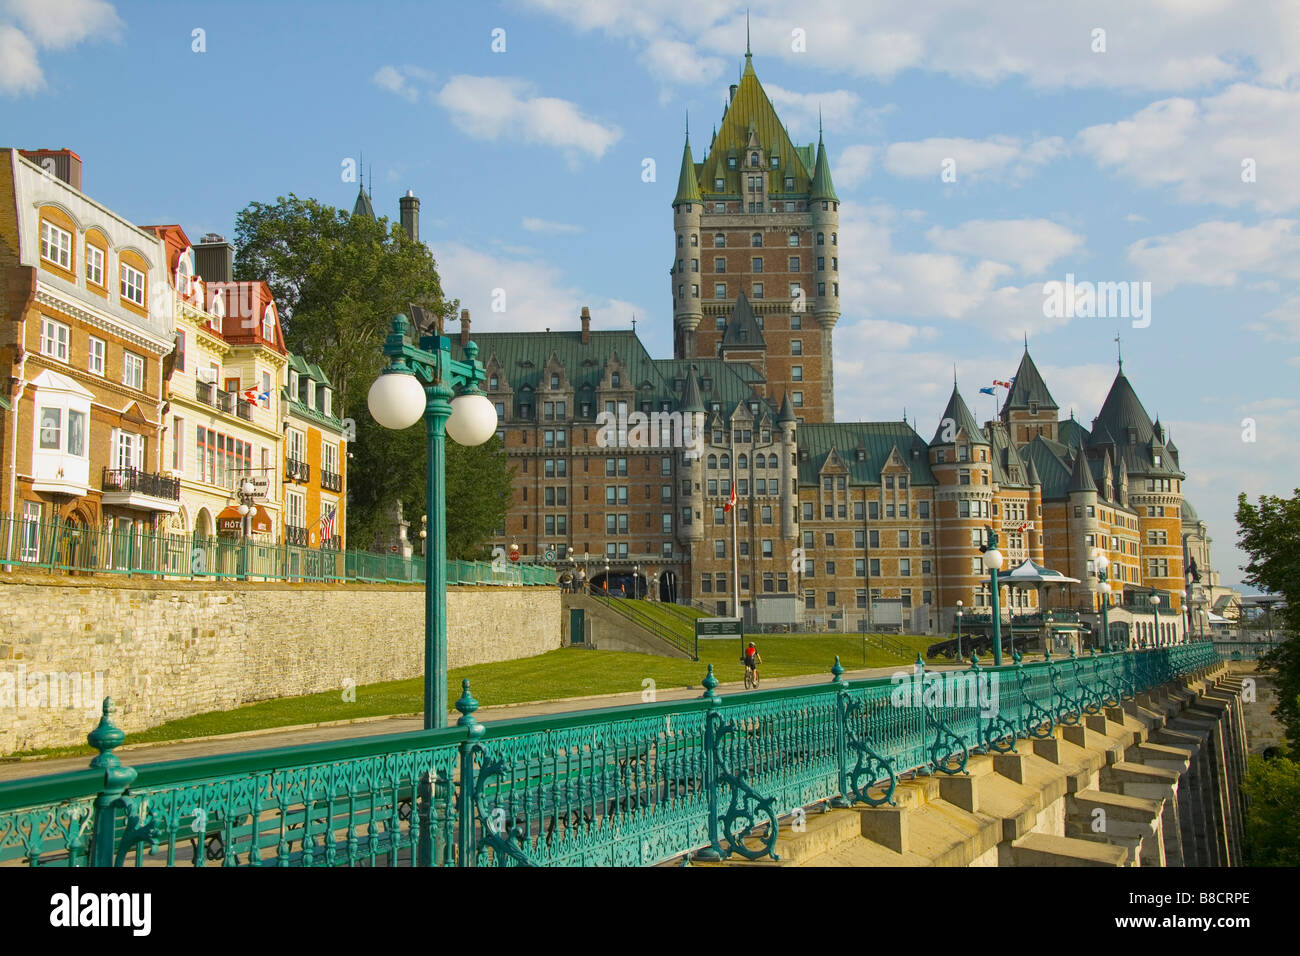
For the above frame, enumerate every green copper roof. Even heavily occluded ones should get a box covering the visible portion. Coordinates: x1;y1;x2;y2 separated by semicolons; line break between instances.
654;358;770;416
798;422;935;486
1058;417;1090;450
1002;348;1056;411
1092;369;1184;478
987;421;1029;486
720;291;765;350
1067;448;1098;494
456;330;669;402
778;392;796;424
674;135;702;205
699;57;814;197
809;133;838;202
1022;436;1072;499
930;385;985;446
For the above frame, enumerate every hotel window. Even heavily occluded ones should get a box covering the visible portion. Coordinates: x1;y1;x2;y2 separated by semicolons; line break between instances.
752;257;764;273
751;233;763;247
113;429;145;471
40;221;72;269
792;391;803;406
752;283;764;298
791;366;803;381
85;243;104;285
868;501;879;520
40;317;69;362
38;407;62;450
120;263;146;307
123;351;144;390
900;559;911;576
714;233;725;247
715;540;726;558
870;559;881;576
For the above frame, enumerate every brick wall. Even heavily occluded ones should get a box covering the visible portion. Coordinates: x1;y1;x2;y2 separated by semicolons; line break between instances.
0;579;561;753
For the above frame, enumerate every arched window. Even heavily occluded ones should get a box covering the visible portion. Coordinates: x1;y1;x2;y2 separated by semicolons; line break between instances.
262;305;275;341
707;454;718;469
832;232;838;245
817;232;825;245
751;233;763;247
690;234;698;247
738;454;748;469
714;233;725;248
750;152;759;167
677;234;683;247
768;454;778;469
720;454;731;470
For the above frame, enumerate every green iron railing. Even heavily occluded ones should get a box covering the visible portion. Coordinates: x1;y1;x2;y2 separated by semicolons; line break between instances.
0;642;1220;868
0;513;555;587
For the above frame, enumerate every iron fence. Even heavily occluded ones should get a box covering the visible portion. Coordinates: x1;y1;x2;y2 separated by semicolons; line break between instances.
0;642;1220;867
0;513;555;587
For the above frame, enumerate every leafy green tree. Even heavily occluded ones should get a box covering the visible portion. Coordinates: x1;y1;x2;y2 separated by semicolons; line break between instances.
232;194;509;554
1236;490;1300;752
1242;753;1300;866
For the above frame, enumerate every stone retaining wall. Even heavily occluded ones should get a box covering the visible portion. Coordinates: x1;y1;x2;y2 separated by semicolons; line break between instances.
0;579;561;754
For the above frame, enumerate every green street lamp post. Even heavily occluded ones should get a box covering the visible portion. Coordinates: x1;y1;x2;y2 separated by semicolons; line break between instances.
955;600;964;661
368;314;497;730
1150;593;1161;647
980;528;1005;665
1092;546;1112;651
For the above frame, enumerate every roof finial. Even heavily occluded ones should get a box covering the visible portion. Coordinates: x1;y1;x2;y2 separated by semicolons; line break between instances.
746;8;751;58
953;363;958;387
1115;331;1122;370
685;108;690;141
1023;331;1028;350
818;105;823;139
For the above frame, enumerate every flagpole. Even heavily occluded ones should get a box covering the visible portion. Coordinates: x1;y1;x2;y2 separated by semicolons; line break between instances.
731;445;740;620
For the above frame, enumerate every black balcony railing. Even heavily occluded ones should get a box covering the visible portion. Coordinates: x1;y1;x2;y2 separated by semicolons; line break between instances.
236;399;253;421
286;525;308;546
286;459;310;482
321;470;342;492
101;466;181;501
196;381;236;415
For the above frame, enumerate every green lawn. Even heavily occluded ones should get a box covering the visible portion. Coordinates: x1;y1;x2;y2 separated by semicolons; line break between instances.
6;633;938;762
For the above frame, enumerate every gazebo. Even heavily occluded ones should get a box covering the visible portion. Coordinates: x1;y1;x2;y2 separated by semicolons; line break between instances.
1001;559;1084;652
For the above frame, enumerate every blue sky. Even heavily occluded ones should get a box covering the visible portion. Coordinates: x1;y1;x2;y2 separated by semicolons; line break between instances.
4;0;1299;587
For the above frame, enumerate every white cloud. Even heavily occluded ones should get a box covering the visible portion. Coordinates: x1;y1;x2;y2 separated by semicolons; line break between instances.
521;0;1300;91
435;75;622;163
835;146;874;189
0;24;40;95
521;217;583;234
4;0;120;49
882;135;1065;183
925;219;1085;275
0;0;120;95
435;241;642;334
1078;84;1300;213
763;84;859;138
1126;219;1300;291
640;38;726;86
1253;297;1300;342
372;65;427;103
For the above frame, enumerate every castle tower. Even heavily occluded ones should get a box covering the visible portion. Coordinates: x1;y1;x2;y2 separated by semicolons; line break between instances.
778;392;798;540
674;49;838;424
672;128;704;359
1066;450;1101;609
1001;345;1059;444
679;369;706;544
929;383;995;614
1026;455;1044;565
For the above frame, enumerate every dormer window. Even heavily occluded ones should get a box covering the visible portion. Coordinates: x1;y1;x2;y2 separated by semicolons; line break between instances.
1153;454;1161;467
323;388;332;417
611;372;621;387
750;152;759;167
1030;402;1038;416
289;370;299;397
550;373;560;389
489;374;499;389
262;305;275;341
728;156;737;169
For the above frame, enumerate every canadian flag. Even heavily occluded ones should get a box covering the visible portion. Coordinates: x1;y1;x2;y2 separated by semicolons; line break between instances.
723;483;737;513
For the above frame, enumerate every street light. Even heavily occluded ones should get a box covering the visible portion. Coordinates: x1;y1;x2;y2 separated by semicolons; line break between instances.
367;313;496;730
1149;593;1161;647
1093;547;1113;652
955;600;964;661
980;528;1005;665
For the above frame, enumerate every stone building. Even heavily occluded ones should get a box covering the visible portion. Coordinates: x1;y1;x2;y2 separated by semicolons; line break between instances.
463;50;1199;642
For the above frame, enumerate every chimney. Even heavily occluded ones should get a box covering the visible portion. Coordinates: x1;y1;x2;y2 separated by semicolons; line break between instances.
580;306;591;344
399;189;420;242
459;308;471;346
195;233;234;282
20;148;83;190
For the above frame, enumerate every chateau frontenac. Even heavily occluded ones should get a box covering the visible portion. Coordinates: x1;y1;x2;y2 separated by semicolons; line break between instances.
466;52;1198;644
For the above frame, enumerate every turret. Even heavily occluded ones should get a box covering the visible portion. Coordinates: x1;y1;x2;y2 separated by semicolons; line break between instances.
672;129;704;359
1026;455;1044;565
680;369;706;544
1067;451;1101;607
809;120;840;419
778;393;798;540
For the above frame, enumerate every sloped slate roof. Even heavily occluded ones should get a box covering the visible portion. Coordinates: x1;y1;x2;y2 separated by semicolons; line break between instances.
1021;437;1073;499
1002;348;1057;411
798;422;935;486
930;385;985;446
454;330;668;401
720;291;765;350
1093;370;1184;478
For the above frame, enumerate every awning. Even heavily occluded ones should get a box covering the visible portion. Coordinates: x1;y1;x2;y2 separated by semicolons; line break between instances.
216;504;274;536
1003;558;1080;587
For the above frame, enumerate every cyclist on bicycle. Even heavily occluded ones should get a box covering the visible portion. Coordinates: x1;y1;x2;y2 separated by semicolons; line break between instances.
742;642;762;687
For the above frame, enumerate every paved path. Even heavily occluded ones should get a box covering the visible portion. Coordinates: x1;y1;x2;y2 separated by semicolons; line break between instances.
0;662;959;782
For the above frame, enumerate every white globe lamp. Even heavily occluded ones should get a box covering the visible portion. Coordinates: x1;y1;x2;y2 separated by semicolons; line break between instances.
446;392;498;446
368;370;426;430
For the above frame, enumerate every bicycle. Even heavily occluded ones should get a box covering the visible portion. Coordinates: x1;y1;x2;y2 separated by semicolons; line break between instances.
743;659;761;689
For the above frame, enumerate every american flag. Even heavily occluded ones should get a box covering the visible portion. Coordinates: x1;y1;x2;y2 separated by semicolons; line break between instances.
320;507;337;544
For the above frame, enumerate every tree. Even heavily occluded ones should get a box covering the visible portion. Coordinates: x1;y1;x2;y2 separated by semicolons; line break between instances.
232;194;508;554
1236;490;1300;753
1242;753;1300;866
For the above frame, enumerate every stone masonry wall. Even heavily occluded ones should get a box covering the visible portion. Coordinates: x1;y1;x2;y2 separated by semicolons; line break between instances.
0;579;561;754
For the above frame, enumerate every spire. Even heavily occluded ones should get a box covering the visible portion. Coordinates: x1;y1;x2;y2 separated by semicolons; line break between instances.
809;123;838;202
1068;449;1098;494
673;129;702;205
681;366;705;414
719;290;766;350
1025;454;1041;488
930;384;985;446
1002;346;1057;413
746;8;751;59
778;391;797;424
1115;332;1123;370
